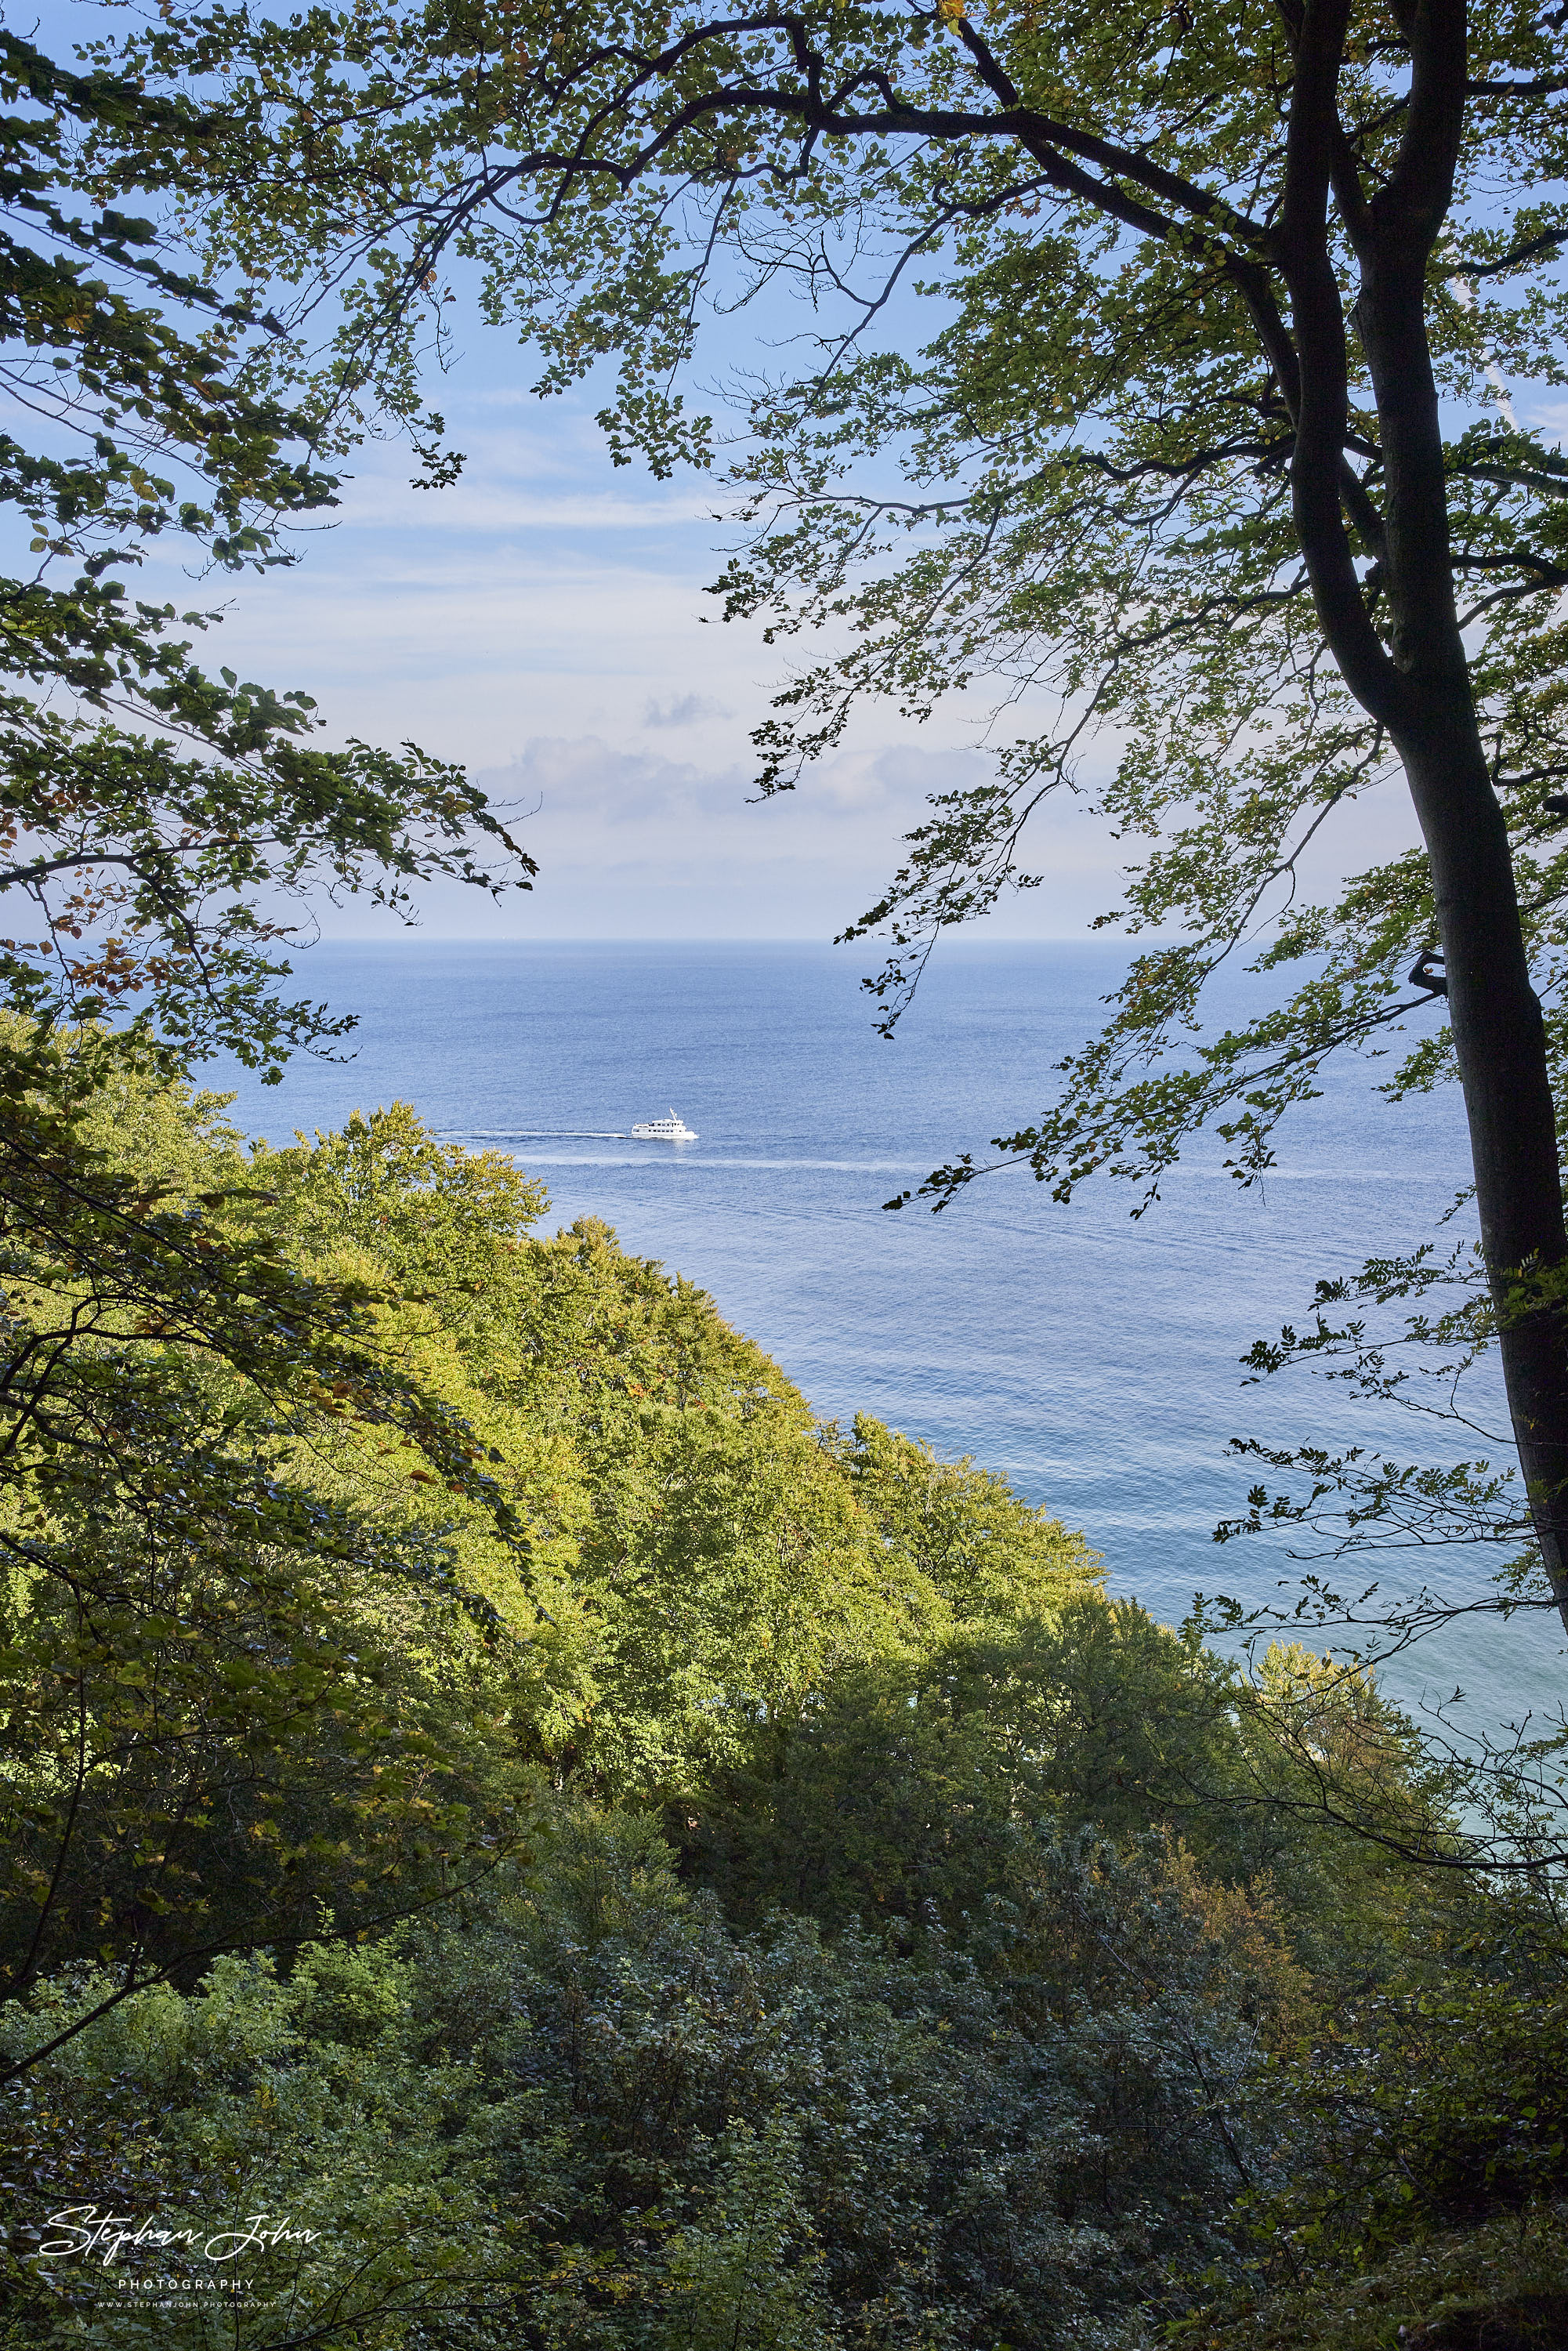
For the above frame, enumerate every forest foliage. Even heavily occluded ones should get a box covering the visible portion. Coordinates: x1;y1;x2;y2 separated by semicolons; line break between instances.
0;1052;1564;2351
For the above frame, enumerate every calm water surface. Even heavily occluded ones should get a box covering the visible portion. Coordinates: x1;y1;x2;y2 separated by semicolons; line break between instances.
211;939;1565;1733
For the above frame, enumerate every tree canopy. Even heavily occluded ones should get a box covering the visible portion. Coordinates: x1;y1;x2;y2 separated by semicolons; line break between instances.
3;1074;1552;2351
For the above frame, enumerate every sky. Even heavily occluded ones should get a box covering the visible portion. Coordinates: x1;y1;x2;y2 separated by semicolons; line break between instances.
167;366;1066;943
129;333;1128;944
150;333;1443;948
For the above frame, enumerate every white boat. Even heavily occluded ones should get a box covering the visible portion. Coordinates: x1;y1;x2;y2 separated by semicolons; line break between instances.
630;1107;697;1141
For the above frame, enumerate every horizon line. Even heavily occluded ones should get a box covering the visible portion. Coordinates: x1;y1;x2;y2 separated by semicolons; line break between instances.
299;931;1148;947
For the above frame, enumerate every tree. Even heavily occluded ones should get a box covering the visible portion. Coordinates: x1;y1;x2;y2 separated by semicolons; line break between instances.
101;0;1568;1638
0;1035;535;2076
0;31;530;1076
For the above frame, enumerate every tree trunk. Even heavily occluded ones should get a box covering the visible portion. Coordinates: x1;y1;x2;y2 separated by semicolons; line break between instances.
1347;187;1568;1635
1398;706;1568;1633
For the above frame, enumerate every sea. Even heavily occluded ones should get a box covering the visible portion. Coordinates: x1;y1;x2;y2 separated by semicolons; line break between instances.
208;937;1565;1739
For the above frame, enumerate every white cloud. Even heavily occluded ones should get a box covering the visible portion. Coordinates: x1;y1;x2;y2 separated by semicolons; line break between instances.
644;692;733;727
295;733;1139;941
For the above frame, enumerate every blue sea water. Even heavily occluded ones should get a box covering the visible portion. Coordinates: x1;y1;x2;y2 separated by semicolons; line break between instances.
210;937;1564;1734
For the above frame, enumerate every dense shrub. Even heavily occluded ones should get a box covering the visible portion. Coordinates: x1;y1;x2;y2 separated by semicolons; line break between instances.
0;1815;1310;2349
